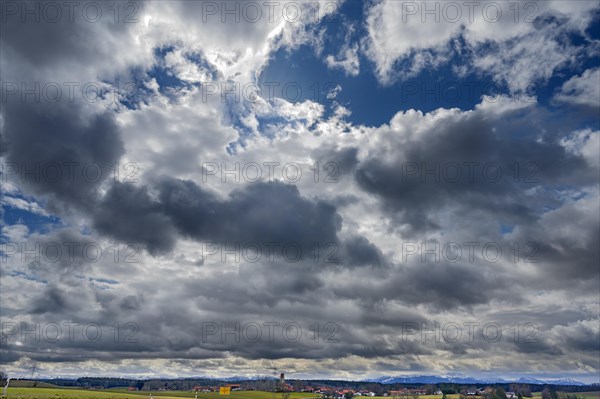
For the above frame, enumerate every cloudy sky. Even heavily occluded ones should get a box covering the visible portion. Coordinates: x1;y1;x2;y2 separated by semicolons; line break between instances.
1;0;599;383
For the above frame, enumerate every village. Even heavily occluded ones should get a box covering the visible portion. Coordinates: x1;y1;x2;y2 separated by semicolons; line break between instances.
121;374;528;399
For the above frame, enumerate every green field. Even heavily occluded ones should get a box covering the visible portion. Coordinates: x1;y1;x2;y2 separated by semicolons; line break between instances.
5;387;155;399
107;388;319;399
532;393;600;399
4;381;66;389
4;387;320;399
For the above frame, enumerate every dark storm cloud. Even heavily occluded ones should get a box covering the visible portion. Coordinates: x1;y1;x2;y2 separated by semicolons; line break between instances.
0;0;147;72
339;235;385;268
358;307;428;328
1;100;124;209
179;265;324;308
333;262;518;311
511;216;600;283
119;295;142;311
512;338;564;355
354;107;592;235
93;182;178;255
560;325;600;352
0;1;141;213
311;146;359;180
2;273;429;362
12;268;431;362
89;178;342;255
1;256;595;368
17;228;109;274
157;177;341;246
29;285;80;315
90;177;383;268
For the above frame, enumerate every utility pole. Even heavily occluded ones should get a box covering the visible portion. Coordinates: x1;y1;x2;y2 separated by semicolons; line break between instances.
2;378;11;398
30;363;37;387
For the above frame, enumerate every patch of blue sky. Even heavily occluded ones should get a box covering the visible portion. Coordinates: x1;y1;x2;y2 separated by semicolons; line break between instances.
76;275;120;289
116;7;599;144
261;44;505;126
102;46;186;110
1;203;61;238
222;94;253;154
186;51;221;80
147;66;194;99
110;67;157;110
89;277;119;285
6;271;48;285
118;45;221;109
224;92;325;153
535;18;600;109
259;1;600;127
499;223;515;235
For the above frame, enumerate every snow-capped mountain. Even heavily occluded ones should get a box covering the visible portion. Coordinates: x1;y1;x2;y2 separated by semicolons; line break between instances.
364;375;586;386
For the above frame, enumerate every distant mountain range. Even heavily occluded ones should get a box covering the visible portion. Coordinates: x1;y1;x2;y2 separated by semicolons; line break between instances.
363;375;586;386
36;374;590;387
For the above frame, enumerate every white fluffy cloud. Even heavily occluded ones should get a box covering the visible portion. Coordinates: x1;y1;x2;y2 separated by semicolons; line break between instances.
363;0;599;87
555;68;600;107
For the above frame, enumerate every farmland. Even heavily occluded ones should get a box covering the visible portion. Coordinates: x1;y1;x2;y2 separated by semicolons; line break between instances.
5;388;599;399
532;394;600;399
3;387;320;399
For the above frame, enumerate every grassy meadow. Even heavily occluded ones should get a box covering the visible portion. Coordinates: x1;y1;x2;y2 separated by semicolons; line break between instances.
4;387;599;399
3;387;320;399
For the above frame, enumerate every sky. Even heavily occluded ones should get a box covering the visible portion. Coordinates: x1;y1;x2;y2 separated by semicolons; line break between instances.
0;0;599;384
